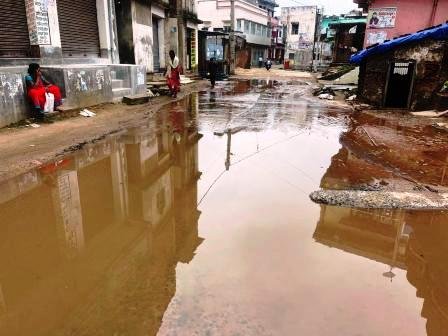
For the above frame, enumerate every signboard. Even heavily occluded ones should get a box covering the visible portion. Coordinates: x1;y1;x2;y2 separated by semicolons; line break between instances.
26;0;51;45
368;7;397;29
367;31;388;45
190;30;197;66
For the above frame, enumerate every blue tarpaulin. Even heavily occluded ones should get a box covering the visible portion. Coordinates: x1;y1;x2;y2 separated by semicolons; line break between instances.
350;23;448;64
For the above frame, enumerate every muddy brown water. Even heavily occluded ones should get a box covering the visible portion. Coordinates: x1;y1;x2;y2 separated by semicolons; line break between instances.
0;80;447;335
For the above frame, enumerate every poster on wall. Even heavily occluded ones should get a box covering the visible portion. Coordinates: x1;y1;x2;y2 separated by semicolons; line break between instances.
368;7;397;29
367;31;388;45
27;0;51;45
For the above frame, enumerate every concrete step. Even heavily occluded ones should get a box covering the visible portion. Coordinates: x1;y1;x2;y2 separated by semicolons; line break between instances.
112;87;132;99
112;79;125;89
123;92;154;105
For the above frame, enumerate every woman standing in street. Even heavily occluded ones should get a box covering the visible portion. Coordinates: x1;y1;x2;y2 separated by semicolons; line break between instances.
25;63;63;120
165;50;181;98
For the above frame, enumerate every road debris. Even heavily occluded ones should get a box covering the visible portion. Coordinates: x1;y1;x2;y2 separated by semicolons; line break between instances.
318;93;335;100
411;110;448;117
80;109;96;117
433;122;448;131
360;126;378;146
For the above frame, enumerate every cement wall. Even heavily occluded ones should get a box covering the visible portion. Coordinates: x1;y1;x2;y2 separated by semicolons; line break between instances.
0;68;28;126
359;39;448;111
59;66;113;108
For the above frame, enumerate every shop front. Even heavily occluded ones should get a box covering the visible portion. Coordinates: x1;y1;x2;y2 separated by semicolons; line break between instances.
57;0;101;57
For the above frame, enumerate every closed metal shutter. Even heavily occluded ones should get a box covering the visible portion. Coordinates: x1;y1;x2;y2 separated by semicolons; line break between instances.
0;0;30;58
57;0;100;57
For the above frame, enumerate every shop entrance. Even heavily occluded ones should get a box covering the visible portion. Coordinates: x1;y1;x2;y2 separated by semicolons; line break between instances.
186;28;193;70
0;0;30;58
57;0;100;57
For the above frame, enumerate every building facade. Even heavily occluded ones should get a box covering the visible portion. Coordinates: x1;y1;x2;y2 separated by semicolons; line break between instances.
269;16;285;62
0;0;200;128
354;0;448;47
197;0;271;66
280;6;320;70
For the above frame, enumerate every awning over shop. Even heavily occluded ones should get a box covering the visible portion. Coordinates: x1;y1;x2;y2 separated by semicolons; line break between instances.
350;23;448;64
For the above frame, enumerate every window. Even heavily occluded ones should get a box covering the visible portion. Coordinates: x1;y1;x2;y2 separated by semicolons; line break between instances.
244;20;250;33
237;19;242;31
262;26;266;37
256;24;261;36
251;22;255;35
291;23;299;35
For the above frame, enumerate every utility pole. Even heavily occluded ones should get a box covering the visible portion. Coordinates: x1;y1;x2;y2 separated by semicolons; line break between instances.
229;0;236;75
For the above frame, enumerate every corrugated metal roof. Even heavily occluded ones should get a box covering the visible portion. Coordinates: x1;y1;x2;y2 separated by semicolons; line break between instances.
350;23;448;64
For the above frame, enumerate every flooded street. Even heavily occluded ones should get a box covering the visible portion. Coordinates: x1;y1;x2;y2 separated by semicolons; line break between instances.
0;79;447;335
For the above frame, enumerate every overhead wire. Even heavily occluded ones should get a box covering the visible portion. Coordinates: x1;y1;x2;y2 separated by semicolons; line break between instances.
197;130;307;206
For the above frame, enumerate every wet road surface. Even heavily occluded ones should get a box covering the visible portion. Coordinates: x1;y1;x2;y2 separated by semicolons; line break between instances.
0;80;447;335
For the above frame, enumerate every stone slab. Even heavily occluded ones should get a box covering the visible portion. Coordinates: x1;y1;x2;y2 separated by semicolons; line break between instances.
123;93;152;105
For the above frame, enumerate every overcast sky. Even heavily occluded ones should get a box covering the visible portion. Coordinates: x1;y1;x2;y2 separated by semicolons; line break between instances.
275;0;358;16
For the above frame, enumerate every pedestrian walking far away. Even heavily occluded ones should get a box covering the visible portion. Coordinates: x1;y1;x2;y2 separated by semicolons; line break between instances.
165;50;181;98
208;57;218;89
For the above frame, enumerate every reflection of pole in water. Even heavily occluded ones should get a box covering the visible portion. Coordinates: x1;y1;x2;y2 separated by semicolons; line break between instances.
0;283;6;315
225;129;232;171
384;214;406;282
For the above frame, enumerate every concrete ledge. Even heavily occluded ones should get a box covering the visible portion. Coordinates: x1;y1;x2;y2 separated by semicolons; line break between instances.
0;64;146;128
310;189;448;210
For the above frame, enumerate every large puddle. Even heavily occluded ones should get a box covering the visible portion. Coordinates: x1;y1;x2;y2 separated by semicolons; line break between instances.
0;80;446;335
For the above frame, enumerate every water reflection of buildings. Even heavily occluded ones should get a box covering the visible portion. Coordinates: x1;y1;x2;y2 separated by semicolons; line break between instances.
314;206;409;269
406;211;448;336
0;95;203;335
315;143;448;336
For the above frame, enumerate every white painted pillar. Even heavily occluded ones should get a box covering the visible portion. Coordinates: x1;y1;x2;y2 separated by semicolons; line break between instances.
96;0;119;62
159;21;166;69
110;144;129;222
51;170;85;260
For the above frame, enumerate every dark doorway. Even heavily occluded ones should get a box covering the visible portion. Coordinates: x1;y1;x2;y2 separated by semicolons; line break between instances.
186;28;193;70
384;61;415;108
114;0;135;64
152;16;160;72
